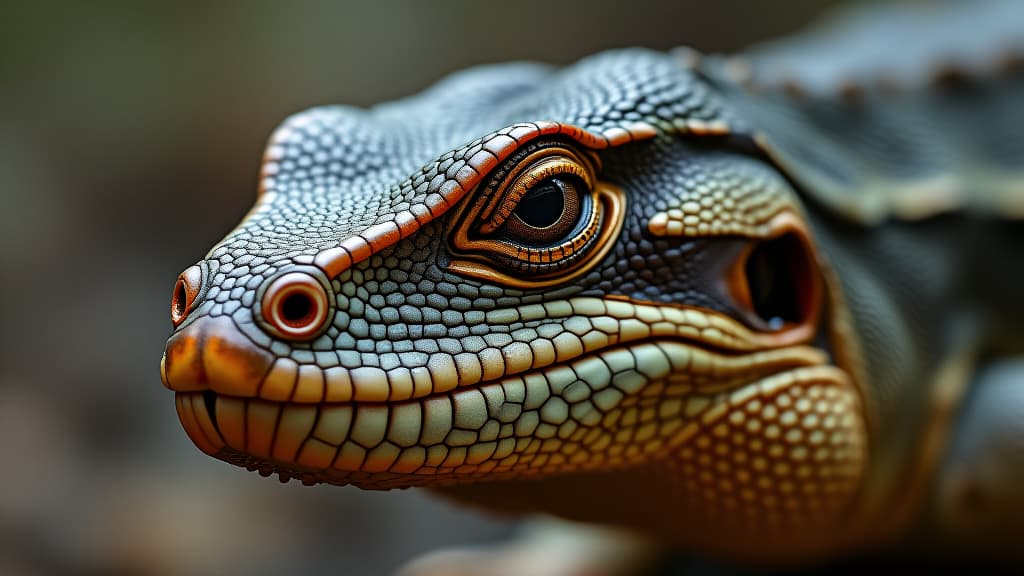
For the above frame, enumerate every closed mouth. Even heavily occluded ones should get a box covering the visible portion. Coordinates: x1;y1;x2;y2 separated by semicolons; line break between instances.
175;335;833;488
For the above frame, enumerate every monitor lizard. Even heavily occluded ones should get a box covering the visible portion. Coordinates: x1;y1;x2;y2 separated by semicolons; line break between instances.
160;0;1024;570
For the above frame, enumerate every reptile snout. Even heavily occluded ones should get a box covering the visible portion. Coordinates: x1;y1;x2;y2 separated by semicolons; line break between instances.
161;315;274;396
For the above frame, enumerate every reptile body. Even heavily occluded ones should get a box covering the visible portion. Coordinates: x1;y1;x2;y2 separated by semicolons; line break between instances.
161;2;1024;563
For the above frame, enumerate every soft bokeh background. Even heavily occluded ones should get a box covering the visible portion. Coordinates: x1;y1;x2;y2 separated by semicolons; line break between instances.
0;2;848;574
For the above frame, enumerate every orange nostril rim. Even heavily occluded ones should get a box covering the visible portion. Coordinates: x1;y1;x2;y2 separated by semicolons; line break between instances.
171;264;204;327
260;271;331;340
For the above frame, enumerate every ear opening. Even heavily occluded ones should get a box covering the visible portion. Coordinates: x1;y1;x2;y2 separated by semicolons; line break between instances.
724;211;824;345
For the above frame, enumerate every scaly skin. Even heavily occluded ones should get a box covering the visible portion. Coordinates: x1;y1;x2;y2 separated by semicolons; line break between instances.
161;3;1024;563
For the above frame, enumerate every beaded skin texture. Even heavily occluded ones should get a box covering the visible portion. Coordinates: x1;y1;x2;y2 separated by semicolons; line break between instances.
161;49;874;557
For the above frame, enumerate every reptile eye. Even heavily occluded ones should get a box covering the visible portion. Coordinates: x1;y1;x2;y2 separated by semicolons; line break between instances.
447;139;625;289
730;229;820;333
260;271;331;340
504;175;583;246
171;264;204;327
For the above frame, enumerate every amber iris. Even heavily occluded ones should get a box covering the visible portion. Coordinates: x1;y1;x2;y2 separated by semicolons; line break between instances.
504;175;583;246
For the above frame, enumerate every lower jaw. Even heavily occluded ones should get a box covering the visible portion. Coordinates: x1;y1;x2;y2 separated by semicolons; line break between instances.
174;341;867;499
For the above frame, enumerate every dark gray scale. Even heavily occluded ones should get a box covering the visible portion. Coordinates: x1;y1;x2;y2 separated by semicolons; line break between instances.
742;0;1024;97
937;76;1024;171
931;357;1024;554
585;137;769;320
706;0;1024;224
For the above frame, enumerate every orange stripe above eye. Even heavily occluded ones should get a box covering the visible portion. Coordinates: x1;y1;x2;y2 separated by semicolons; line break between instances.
305;120;658;280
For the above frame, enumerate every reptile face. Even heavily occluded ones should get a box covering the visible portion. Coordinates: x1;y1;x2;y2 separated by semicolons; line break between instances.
161;50;868;548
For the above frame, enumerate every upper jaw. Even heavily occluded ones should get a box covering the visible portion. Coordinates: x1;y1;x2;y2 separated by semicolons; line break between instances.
161;315;274;396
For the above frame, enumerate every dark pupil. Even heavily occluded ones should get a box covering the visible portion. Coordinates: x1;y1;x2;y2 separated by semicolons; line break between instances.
514;178;565;229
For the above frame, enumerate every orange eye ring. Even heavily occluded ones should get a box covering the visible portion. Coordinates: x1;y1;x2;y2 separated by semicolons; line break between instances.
171;264;204;327
259;271;332;341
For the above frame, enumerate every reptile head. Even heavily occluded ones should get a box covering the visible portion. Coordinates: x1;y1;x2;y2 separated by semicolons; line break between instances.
161;50;868;549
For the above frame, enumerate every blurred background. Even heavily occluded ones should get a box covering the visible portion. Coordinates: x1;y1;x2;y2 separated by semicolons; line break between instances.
0;1;849;574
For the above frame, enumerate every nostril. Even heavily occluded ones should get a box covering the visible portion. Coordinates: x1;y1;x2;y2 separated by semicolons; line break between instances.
171;264;204;327
172;279;188;321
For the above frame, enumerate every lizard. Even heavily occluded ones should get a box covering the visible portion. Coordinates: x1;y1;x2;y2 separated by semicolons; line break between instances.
160;0;1024;568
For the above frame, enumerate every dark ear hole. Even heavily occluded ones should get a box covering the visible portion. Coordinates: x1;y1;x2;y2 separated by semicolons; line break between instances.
744;233;814;330
172;279;188;321
280;292;315;327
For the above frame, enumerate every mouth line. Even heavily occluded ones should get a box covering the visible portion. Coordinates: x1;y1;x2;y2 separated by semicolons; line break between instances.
201;390;221;435
183;358;848;490
165;293;823;406
199;335;830;412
